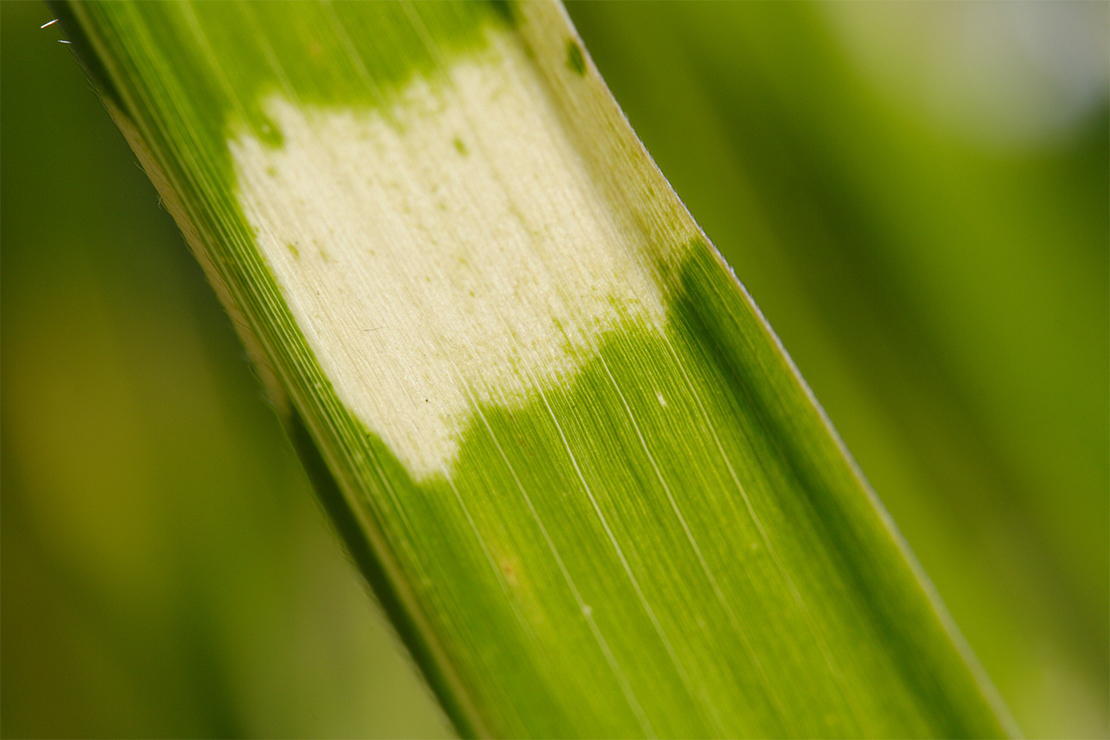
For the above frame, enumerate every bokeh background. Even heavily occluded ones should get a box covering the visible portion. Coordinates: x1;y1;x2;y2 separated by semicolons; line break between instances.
2;1;1106;737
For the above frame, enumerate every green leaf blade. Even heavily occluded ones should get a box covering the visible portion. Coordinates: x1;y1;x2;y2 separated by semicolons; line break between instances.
59;1;1015;736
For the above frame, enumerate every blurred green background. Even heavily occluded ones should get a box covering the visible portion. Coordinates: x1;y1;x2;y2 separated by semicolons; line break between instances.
2;1;1106;737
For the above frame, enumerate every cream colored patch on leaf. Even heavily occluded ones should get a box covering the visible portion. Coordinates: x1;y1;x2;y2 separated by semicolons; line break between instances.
230;32;667;480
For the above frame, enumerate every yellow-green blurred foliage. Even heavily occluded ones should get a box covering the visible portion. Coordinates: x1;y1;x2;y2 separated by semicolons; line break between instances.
2;2;1106;738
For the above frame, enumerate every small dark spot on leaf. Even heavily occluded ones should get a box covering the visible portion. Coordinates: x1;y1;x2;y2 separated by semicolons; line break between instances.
489;0;517;26
566;39;586;76
287;242;300;259
256;115;284;147
454;137;468;156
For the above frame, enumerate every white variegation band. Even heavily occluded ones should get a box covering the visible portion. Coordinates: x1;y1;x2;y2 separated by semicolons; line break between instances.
231;30;669;480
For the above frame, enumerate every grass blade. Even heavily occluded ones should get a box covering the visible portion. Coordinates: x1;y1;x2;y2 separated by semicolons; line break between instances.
56;1;1015;736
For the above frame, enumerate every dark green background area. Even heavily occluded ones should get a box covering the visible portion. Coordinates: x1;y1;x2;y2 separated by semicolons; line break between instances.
2;1;1106;737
